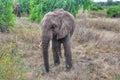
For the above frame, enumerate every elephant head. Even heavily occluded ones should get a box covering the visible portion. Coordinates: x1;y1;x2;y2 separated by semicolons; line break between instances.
41;9;74;40
41;9;75;72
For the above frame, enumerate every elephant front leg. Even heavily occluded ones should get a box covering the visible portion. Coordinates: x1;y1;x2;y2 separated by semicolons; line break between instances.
43;49;49;72
63;35;72;71
52;39;60;66
41;38;50;72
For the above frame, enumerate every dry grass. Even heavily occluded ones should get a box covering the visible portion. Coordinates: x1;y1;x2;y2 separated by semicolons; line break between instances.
0;15;120;80
74;17;120;54
73;25;101;44
77;10;106;18
89;11;106;18
76;18;120;33
11;17;41;43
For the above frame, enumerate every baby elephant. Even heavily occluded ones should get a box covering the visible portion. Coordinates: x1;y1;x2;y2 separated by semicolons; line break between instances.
41;9;75;72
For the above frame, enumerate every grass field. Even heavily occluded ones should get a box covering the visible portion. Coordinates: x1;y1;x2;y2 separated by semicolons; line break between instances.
0;13;120;80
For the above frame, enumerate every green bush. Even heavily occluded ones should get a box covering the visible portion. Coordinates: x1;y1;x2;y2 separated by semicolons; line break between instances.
106;5;120;17
0;0;15;32
90;3;103;11
30;0;92;22
0;41;26;80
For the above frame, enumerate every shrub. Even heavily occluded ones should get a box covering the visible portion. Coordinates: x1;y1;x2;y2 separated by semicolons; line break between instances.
106;5;120;17
0;41;26;80
30;0;92;22
0;0;15;32
90;3;103;11
116;74;120;80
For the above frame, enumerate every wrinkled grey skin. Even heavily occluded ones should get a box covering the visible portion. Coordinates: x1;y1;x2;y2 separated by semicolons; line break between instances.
13;3;21;17
41;9;75;72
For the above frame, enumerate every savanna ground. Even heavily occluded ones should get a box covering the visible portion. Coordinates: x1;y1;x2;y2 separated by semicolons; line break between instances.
0;11;120;80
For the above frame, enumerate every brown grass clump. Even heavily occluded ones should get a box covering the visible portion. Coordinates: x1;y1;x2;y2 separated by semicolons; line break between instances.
77;11;90;19
77;18;120;33
77;10;106;18
12;26;41;43
11;17;41;44
89;11;106;18
73;25;101;44
74;18;120;53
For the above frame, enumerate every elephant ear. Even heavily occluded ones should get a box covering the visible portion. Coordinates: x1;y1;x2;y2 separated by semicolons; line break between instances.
57;15;71;39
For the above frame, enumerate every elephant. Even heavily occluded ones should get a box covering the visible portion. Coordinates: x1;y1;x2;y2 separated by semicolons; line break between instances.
41;8;75;72
13;3;21;17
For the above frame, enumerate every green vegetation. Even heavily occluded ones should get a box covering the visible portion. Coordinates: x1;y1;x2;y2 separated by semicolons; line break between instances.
107;0;113;6
95;1;120;6
106;5;120;17
116;74;120;80
0;41;26;80
0;0;15;32
90;3;103;11
30;0;92;22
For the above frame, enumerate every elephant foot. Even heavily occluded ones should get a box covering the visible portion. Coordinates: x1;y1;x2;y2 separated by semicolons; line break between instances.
45;67;49;73
66;64;72;72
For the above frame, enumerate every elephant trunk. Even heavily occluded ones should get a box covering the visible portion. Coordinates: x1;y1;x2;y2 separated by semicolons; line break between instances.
41;33;51;72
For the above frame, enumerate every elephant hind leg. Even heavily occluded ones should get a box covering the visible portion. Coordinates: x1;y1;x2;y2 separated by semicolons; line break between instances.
52;39;60;66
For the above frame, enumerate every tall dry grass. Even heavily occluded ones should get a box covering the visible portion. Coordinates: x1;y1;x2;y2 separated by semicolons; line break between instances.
0;15;120;80
76;18;120;33
11;17;41;43
77;10;106;18
73;16;120;54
